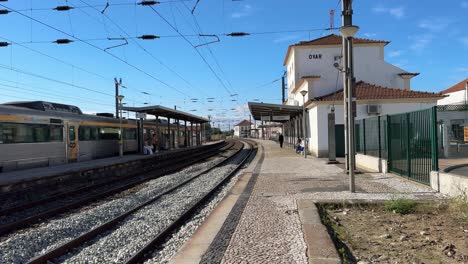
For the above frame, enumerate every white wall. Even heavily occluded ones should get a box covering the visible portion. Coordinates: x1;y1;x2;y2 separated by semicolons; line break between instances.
287;45;409;103
438;90;466;105
306;101;437;157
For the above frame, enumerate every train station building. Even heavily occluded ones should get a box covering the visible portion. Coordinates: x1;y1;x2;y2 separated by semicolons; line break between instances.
250;34;444;157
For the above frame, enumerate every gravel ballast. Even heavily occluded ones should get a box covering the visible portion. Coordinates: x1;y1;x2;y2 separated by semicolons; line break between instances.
0;150;236;263
59;145;251;263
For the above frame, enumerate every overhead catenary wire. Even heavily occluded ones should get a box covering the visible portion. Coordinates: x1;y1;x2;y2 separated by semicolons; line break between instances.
76;0;208;98
147;6;235;98
0;4;190;98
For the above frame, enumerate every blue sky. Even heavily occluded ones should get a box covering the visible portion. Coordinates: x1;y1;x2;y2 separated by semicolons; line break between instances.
0;0;467;129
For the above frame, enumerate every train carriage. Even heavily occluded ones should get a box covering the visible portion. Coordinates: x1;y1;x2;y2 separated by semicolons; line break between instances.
0;101;184;173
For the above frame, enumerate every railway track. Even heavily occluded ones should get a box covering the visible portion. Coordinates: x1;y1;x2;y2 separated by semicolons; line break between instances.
21;140;255;264
0;141;233;237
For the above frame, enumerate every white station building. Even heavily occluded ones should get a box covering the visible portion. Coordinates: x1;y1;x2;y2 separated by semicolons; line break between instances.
249;34;444;157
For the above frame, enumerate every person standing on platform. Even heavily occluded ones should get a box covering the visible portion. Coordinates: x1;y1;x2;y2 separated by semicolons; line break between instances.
278;133;284;148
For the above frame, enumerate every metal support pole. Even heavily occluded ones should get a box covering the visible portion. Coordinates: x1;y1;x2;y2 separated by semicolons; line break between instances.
176;119;180;149
184;120;188;147
119;103;123;157
347;36;356;192
190;122;193;146
155;115;159;152
167;117;171;150
115;79;119;119
302;96;307;158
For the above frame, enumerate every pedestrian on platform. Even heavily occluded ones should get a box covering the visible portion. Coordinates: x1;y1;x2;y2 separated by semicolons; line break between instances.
296;137;303;153
152;134;158;153
278;133;284;148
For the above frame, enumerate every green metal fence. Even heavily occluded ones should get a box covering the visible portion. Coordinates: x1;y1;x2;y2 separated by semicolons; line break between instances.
355;116;387;159
355;107;438;185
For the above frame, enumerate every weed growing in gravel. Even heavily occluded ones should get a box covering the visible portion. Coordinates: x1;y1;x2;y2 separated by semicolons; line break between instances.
449;191;468;220
385;196;416;214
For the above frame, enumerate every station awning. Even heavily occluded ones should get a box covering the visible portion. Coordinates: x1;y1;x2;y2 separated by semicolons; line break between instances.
123;105;209;123
248;102;302;123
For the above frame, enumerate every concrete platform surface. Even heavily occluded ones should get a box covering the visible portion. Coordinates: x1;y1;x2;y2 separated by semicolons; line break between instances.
0;142;217;186
173;140;444;264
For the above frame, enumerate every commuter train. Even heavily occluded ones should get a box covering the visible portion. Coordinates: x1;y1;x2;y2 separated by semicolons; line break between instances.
0;101;190;173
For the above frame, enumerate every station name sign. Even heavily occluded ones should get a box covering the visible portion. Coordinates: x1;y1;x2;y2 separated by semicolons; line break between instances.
308;54;322;59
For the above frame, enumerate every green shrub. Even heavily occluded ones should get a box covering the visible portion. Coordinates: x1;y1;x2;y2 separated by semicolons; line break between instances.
385;196;416;214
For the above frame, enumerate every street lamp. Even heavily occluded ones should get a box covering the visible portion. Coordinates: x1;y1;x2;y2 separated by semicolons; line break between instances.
339;24;359;192
117;95;125;157
300;90;308;159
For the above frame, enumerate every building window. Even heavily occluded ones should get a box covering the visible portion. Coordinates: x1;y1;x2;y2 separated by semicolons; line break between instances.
450;119;464;141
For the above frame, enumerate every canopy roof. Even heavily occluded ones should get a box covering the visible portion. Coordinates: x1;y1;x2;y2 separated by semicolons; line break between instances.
248;102;302;123
123;105;209;123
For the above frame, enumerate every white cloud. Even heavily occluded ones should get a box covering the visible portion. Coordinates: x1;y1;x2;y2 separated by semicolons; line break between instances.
462;1;468;8
418;18;453;32
231;4;253;18
410;34;434;51
363;33;377;38
372;6;405;19
388;50;403;58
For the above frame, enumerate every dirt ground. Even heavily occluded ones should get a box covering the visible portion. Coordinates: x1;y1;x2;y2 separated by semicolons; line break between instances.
321;203;468;264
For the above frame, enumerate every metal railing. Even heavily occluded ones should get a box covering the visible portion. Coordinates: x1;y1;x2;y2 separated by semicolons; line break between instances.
355;107;438;185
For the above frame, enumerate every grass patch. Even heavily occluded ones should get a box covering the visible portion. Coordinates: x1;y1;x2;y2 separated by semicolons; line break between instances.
384;196;416;214
449;192;468;220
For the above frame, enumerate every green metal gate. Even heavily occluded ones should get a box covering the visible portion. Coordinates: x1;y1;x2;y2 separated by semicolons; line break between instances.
387;107;439;185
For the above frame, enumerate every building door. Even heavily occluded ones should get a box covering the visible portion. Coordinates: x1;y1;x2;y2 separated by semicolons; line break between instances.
335;125;345;157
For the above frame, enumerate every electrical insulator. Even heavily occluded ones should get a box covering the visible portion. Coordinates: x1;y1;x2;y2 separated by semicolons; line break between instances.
226;32;250;37
138;35;160;40
0;42;10;47
53;6;74;11
53;39;74;44
0;9;10;15
137;1;160;6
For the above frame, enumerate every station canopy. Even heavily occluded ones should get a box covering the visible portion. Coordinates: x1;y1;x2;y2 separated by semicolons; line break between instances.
123;105;209;123
248;102;302;123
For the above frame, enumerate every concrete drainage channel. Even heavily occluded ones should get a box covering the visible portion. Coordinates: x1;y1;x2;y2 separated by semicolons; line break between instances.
0;140;256;263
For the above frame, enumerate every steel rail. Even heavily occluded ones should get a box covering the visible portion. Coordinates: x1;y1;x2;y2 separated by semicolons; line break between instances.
124;140;257;264
0;142;232;236
27;141;246;264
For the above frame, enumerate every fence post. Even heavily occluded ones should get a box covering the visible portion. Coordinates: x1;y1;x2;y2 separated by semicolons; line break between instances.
431;106;439;171
387;115;391;171
363;119;366;155
378;116;381;159
406;113;411;178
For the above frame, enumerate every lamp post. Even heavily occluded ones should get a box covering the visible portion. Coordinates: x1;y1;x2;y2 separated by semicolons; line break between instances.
339;24;359;192
300;90;308;158
117;95;125;157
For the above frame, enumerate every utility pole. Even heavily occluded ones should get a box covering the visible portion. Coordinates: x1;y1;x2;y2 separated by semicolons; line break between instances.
281;71;286;104
115;78;120;118
341;0;358;192
249;114;252;137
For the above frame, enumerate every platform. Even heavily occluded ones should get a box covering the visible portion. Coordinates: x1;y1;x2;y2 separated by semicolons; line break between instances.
0;141;221;191
172;139;442;264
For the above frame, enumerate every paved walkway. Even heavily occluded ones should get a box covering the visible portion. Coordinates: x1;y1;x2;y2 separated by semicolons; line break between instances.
174;140;443;264
222;140;440;263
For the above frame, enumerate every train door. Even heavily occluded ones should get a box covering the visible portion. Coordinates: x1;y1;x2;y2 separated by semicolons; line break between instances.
67;123;79;162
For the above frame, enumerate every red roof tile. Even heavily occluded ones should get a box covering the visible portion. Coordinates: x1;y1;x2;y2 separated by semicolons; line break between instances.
235;120;252;127
440;79;468;94
312;81;444;102
294;34;390;46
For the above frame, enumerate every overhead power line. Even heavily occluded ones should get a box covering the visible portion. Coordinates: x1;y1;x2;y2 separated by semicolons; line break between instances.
148;5;234;97
0;4;190;97
76;0;205;98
